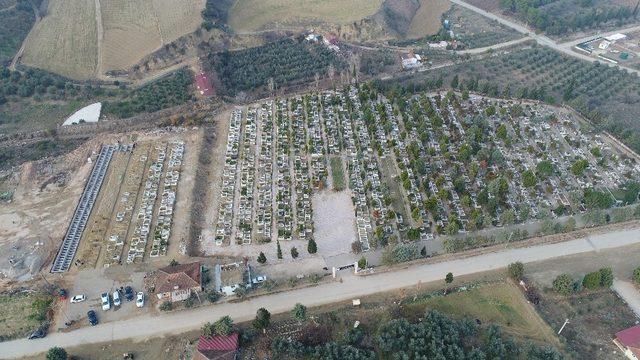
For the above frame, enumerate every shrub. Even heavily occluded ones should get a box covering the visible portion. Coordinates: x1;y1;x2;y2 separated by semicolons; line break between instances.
633;267;640;284
257;252;267;264
206;290;221;303
599;267;614;287
507;262;524;281
582;271;602;290
292;303;307;322
357;256;367;269
213;316;234;336
445;272;454;284
552;274;574;295
253;308;271;330
291;247;299;259
46;347;67;360
159;301;172;311
185;296;195;308
307;238;317;254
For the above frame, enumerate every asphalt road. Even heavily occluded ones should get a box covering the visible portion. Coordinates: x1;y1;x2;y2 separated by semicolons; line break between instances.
3;227;640;358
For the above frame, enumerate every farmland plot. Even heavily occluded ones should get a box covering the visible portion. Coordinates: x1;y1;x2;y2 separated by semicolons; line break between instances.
20;0;204;78
21;0;98;79
228;0;384;32
99;0;161;72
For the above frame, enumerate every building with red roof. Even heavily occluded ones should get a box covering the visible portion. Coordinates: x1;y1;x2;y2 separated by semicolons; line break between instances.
614;325;640;360
195;333;239;360
154;261;202;302
195;72;214;97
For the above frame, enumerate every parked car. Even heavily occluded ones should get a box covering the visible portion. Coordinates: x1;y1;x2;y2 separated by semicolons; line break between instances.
136;292;144;308
87;310;98;326
101;292;110;311
252;275;267;284
113;290;121;307
124;286;134;301
70;294;86;303
27;328;46;340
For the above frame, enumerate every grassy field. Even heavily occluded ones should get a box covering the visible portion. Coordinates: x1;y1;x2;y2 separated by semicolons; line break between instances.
404;282;560;345
21;0;98;79
329;156;345;191
227;0;384;32
0;99;85;135
0;292;52;341
406;0;451;39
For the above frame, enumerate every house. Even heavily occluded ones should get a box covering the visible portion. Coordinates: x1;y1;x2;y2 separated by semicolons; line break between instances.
401;51;422;69
599;40;611;50
614;325;640;360
195;333;239;360
154;261;202;302
214;262;251;296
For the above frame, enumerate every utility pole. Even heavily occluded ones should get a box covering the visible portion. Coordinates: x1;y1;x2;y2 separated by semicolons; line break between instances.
558;319;570;335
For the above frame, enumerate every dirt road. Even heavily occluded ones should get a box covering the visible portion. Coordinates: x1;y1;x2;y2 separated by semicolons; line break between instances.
2;227;640;358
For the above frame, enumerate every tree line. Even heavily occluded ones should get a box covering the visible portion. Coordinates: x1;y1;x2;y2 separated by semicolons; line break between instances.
500;0;636;35
210;38;345;96
102;69;194;118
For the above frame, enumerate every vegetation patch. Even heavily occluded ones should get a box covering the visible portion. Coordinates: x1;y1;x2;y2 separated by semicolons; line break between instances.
0;0;36;64
246;281;563;359
330;156;345;191
0;291;53;341
536;287;635;359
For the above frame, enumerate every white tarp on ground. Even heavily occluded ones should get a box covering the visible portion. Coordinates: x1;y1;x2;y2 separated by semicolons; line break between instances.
62;102;102;126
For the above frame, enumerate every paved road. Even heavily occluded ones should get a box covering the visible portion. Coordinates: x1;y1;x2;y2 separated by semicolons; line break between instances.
612;279;640;317
3;227;640;358
449;0;640;75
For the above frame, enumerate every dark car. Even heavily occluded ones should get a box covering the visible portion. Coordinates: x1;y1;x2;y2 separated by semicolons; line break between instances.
27;328;46;340
124;286;134;301
87;310;98;326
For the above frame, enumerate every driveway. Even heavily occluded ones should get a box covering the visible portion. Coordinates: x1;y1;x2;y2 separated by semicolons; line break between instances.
3;227;640;358
612;279;640;318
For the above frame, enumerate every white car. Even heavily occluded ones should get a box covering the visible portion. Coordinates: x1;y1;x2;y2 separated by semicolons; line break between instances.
252;275;267;284
70;294;86;303
101;292;110;311
136;292;144;308
112;290;121;307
